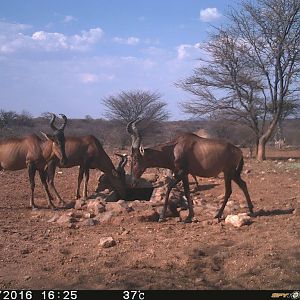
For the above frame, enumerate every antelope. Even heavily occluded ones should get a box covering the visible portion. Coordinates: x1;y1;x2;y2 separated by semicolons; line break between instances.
127;119;254;223
0;113;68;209
95;153;128;193
46;136;127;201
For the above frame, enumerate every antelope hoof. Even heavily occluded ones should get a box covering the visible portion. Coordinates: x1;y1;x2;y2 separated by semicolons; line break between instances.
183;217;193;223
51;206;58;211
158;217;166;223
248;210;255;217
214;213;221;219
31;206;38;211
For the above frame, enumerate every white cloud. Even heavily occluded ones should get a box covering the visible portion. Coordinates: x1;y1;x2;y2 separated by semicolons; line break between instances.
0;22;104;53
113;36;140;45
78;72;115;84
79;73;99;83
63;15;77;23
0;21;31;33
144;38;160;45
199;8;221;22
177;43;202;60
142;46;168;57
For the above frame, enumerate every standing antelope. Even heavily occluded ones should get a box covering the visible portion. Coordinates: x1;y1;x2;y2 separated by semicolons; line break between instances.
127;119;254;223
46;136;127;201
0;114;68;209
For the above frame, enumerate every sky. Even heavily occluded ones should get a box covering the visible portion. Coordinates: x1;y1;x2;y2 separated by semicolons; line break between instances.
0;0;237;120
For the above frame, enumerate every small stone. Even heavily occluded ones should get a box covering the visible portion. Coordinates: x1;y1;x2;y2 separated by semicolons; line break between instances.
21;249;30;255
47;215;59;223
99;237;116;248
81;219;95;226
74;199;86;210
106;201;133;214
225;213;252;227
94;211;114;223
121;230;130;235
87;200;106;215
83;212;92;219
130;200;151;212
68;223;78;229
44;229;51;237
211;263;221;271
204;193;213;198
138;209;160;222
195;277;204;284
24;275;31;281
142;173;159;183
56;214;75;224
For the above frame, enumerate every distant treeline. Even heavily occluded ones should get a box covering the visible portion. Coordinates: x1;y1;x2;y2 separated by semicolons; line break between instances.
0;110;299;149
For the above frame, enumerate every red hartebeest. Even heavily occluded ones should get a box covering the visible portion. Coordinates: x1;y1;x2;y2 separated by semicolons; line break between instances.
46;135;127;200
127;119;254;223
0;114;68;209
95;153;128;193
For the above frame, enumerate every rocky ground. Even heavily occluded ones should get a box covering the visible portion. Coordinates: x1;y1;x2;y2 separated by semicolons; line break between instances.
0;148;299;290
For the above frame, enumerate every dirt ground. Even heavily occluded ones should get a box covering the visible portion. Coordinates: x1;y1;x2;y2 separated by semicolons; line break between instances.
0;147;299;290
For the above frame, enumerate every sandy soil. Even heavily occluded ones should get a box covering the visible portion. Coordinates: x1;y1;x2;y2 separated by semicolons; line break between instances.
0;148;299;290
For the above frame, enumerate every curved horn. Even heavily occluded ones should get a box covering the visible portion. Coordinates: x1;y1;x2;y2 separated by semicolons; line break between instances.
50;113;58;131
59;114;67;131
120;154;128;169
115;153;128;170
126;118;142;150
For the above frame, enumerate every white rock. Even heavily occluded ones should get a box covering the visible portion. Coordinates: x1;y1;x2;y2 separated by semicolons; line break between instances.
95;211;114;223
99;236;116;248
225;213;252;227
56;214;75;225
86;200;106;215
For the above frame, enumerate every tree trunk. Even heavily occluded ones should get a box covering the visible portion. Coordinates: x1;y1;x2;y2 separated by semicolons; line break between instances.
257;137;267;161
256;116;280;161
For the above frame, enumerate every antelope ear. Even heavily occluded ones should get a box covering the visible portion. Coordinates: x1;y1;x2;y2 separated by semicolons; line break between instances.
139;146;145;156
40;131;54;141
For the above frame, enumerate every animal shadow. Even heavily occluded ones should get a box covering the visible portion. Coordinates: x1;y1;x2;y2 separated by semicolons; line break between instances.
193;183;219;192
252;208;295;217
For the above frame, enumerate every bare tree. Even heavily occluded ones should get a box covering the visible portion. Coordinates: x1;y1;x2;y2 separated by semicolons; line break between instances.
102;90;169;122
0;110;17;129
101;90;170;145
15;110;33;127
177;0;300;160
40;112;54;120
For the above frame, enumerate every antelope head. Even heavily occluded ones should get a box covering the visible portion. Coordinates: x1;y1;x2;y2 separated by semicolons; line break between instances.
42;113;68;166
127;118;146;186
95;153;128;193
